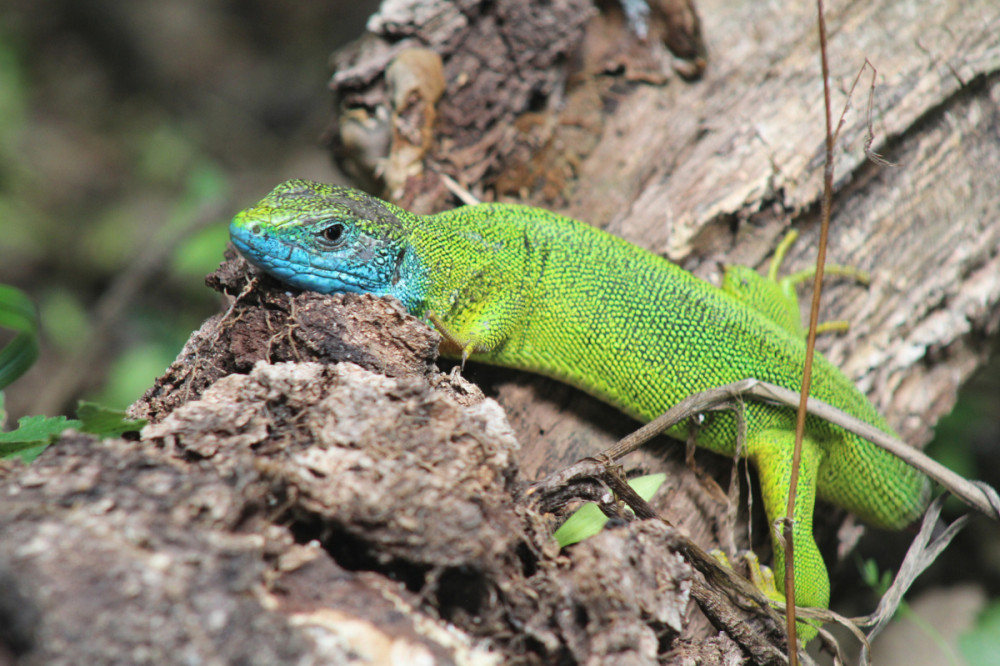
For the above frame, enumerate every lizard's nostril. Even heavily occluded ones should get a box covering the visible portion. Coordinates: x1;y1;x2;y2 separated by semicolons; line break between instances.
247;221;262;235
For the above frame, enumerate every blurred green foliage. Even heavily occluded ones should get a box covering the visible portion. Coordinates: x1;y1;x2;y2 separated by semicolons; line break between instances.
0;31;26;163
925;354;1000;514
0;0;371;418
0;26;231;414
959;599;1000;666
1;281;147;462
0;284;39;390
858;556;964;666
925;394;989;484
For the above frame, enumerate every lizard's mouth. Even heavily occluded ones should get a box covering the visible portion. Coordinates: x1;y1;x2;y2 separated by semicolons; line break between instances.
229;223;380;294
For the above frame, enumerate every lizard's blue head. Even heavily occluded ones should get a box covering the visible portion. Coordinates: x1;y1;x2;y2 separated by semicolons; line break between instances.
229;179;426;311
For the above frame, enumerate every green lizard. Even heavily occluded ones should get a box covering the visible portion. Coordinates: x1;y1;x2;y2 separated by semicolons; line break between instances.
229;179;930;640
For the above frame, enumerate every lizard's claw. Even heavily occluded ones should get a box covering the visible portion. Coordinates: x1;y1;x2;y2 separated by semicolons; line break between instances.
708;550;780;602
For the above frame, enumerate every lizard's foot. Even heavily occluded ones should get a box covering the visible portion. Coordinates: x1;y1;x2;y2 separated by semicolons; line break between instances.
709;550;781;602
740;551;782;602
721;230;871;338
709;549;821;642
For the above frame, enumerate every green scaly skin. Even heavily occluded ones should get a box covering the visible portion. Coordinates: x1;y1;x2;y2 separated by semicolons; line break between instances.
230;179;930;640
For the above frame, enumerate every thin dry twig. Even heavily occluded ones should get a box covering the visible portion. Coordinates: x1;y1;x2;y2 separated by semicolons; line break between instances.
780;0;838;657
575;378;1000;520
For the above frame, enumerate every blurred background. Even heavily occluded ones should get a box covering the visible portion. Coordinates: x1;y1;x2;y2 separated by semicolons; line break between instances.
0;2;998;661
0;0;379;419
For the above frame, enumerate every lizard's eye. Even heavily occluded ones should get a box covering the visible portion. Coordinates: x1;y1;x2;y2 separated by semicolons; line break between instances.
318;223;346;246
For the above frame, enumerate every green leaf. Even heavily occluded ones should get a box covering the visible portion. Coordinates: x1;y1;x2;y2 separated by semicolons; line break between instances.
6;443;48;462
0;401;146;463
553;502;607;548
0;283;39;389
76;401;146;437
0;414;82;462
554;473;667;547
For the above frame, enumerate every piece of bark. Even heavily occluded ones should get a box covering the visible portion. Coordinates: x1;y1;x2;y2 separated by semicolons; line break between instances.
0;433;314;665
1;368;517;665
130;251;447;424
331;0;706;210
6;356;764;664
